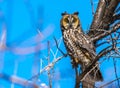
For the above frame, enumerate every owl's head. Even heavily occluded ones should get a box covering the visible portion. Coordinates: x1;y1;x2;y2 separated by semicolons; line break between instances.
61;12;80;30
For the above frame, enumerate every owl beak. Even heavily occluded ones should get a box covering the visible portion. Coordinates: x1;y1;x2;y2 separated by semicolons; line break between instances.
69;24;72;28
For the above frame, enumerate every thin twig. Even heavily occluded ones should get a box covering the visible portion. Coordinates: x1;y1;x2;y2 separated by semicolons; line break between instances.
90;0;95;16
113;58;120;88
0;73;39;88
50;37;63;60
96;41;109;47
75;67;80;88
54;37;63;59
47;41;52;88
99;77;120;88
28;55;65;80
53;36;67;56
91;22;120;42
111;14;120;24
28;37;67;81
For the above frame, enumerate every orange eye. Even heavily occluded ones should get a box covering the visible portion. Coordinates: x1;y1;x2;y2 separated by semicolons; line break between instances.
64;18;69;23
72;18;77;23
72;16;77;23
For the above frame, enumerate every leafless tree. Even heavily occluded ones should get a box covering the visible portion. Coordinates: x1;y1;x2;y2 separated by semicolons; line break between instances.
75;0;120;88
0;0;120;88
49;0;120;88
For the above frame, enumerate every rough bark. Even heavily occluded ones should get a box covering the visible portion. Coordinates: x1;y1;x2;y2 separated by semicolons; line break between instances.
82;0;120;88
82;78;95;88
88;0;120;38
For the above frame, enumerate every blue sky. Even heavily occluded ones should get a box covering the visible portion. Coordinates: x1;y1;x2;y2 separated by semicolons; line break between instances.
0;0;120;88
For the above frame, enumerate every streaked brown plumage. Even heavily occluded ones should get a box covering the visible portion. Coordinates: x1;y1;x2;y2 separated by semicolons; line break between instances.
60;12;103;81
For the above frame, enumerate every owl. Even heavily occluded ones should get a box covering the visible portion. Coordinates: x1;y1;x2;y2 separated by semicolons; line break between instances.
60;12;103;81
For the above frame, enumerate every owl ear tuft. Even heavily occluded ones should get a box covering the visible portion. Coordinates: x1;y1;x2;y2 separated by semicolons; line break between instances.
74;12;79;15
61;11;68;16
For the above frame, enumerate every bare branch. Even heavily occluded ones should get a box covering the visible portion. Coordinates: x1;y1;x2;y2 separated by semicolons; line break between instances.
28;55;65;80
100;77;120;88
88;0;119;36
91;22;120;42
111;14;120;24
47;41;52;88
90;0;106;30
81;58;107;88
54;36;67;56
96;41;109;47
78;46;113;82
75;67;80;88
90;0;95;16
0;73;39;88
100;0;120;29
113;58;120;88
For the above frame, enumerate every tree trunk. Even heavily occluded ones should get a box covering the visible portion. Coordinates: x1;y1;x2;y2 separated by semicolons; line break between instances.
82;75;95;88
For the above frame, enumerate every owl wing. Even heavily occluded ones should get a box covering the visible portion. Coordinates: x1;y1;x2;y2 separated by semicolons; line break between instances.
75;32;96;61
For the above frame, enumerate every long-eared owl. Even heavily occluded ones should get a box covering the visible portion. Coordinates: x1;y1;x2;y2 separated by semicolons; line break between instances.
60;12;103;81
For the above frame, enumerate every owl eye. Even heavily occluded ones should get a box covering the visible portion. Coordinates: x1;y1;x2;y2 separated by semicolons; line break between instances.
72;18;77;23
64;18;69;23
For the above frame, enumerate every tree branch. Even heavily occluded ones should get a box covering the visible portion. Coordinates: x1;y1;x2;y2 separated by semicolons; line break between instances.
28;55;66;80
90;0;106;30
0;73;39;88
90;0;95;16
47;41;52;88
100;0;120;29
54;36;67;56
88;0;120;36
91;22;120;42
99;77;120;88
111;14;120;24
113;58;120;88
78;46;113;82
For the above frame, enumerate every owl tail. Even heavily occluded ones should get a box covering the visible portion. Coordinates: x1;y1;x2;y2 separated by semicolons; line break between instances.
90;66;103;81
